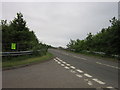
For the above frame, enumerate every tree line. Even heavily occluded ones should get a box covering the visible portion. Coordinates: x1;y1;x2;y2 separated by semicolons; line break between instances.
1;12;48;56
67;17;120;57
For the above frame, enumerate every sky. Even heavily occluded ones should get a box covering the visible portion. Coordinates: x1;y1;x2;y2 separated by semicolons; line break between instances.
2;2;118;47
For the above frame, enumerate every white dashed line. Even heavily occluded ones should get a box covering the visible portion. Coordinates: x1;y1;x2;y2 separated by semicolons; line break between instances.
92;78;105;85
76;69;83;73
56;57;61;60
70;70;76;73
96;62;120;69
87;81;93;85
57;62;61;64
54;57;111;87
64;66;70;69
66;64;70;66
84;73;92;78
61;64;65;67
76;74;82;78
62;61;66;64
56;57;63;62
54;59;57;61
70;66;76;69
106;86;114;88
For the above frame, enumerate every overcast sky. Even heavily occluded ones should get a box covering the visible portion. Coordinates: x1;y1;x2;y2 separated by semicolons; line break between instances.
2;2;118;47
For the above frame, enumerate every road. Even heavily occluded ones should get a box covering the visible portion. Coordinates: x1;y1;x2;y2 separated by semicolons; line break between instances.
49;49;119;89
3;49;118;89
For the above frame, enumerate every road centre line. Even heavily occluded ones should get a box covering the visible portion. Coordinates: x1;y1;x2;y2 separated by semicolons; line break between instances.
61;64;65;67
70;70;76;73
56;57;62;61
87;81;93;86
96;62;120;69
70;66;76;69
54;57;114;87
66;64;70;66
106;86;114;88
57;62;61;64
76;69;83;73
76;74;82;78
92;78;105;85
64;66;70;69
84;73;92;77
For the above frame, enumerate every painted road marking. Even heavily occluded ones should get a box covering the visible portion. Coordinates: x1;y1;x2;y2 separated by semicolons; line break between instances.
76;74;82;78
64;66;70;69
70;70;76;73
66;64;70;66
53;59;57;61
54;57;114;88
84;73;92;78
96;62;120;69
106;86;114;88
88;81;93;85
56;57;63;61
92;78;105;85
57;62;61;64
61;64;65;67
62;61;66;64
70;66;76;69
76;69;83;73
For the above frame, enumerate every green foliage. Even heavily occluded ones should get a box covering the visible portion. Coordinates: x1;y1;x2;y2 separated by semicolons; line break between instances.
1;12;48;56
67;17;120;56
33;43;48;56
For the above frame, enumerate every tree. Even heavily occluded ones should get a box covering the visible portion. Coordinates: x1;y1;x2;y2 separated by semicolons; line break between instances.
67;17;120;57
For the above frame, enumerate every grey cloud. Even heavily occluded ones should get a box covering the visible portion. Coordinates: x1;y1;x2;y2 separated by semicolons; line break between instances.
2;2;118;47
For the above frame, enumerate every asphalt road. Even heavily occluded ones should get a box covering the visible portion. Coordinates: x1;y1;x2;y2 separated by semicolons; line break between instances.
49;49;119;89
2;49;119;89
3;55;92;88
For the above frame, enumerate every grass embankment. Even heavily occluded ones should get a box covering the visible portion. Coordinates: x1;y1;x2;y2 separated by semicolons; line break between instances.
2;52;54;68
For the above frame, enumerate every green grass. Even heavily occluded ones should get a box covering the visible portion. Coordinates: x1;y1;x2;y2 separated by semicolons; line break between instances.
2;52;54;68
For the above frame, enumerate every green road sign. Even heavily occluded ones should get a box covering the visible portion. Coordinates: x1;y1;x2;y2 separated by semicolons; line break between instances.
11;43;16;50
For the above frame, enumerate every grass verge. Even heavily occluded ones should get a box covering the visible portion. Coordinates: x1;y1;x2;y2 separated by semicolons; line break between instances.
2;52;54;68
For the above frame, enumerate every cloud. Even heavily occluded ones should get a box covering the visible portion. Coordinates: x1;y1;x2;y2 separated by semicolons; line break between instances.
2;2;118;47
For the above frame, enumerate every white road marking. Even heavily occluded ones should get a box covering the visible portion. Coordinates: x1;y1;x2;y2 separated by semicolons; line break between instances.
84;73;92;78
54;60;58;62
106;86;114;88
88;81;93;85
56;57;60;60
96;62;120;69
76;69;83;73
64;66;70;69
70;70;76;73
54;57;109;87
61;64;65;67
76;74;82;78
57;62;61;64
92;78;105;85
70;66;76;69
62;61;66;64
54;59;57;61
56;57;63;62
